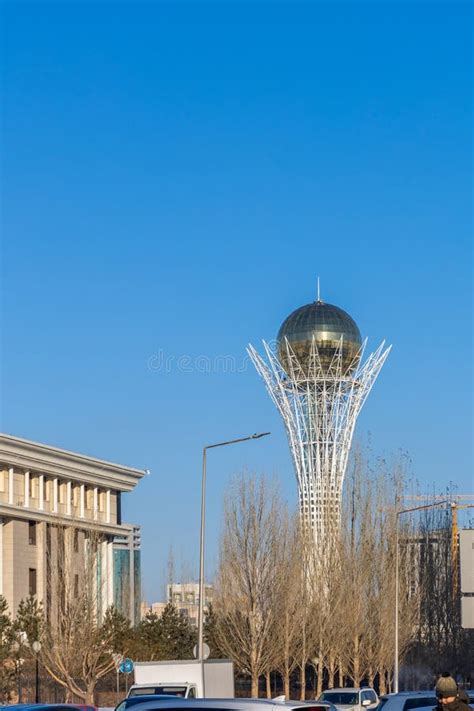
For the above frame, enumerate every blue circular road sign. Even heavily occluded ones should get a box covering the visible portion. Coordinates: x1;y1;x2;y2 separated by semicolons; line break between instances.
119;658;134;674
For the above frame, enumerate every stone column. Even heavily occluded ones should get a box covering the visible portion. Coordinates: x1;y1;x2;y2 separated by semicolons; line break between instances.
39;475;44;510
8;468;13;505
106;490;111;523
93;487;98;521
53;478;58;514
66;481;72;516
24;471;30;508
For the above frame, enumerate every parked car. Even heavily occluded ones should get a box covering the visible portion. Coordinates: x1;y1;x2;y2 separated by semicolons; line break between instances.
319;688;379;711
3;704;95;711
116;697;182;711
116;698;338;711
376;691;474;711
127;689;195;700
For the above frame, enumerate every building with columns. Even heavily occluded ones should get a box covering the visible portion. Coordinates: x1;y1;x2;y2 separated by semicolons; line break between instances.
0;433;145;625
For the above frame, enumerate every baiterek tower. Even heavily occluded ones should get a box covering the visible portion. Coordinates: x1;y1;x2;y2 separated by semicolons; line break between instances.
248;288;391;543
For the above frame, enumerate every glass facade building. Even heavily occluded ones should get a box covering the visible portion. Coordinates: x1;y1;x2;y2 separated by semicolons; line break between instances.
113;526;141;625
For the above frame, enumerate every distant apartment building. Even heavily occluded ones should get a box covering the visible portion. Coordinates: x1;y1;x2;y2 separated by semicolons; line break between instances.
142;582;213;627
0;433;145;624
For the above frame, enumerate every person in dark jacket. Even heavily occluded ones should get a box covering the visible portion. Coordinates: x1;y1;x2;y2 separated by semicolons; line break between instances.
434;673;470;711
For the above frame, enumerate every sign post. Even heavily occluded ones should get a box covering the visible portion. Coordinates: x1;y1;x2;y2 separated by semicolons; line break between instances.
119;658;134;696
112;654;124;699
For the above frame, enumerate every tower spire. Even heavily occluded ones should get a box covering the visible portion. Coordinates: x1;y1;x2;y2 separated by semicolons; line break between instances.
317;276;321;302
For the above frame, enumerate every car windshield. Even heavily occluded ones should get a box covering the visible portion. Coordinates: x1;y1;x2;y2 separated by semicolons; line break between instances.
403;700;438;711
128;688;188;698
320;693;358;705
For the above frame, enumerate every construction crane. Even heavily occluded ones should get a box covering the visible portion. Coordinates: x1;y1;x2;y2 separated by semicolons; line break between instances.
402;494;474;598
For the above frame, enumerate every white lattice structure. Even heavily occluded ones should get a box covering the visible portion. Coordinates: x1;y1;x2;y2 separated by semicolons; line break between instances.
248;335;391;542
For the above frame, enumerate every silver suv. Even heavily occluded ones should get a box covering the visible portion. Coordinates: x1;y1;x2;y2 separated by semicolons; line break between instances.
319;688;379;711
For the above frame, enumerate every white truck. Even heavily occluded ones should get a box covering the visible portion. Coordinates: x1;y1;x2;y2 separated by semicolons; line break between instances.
127;659;235;699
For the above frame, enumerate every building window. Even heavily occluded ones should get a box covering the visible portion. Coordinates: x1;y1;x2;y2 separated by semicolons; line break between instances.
45;480;50;502
0;471;4;493
29;568;37;596
74;529;79;552
86;488;93;510
74;574;79;598
28;521;36;545
59;482;66;504
99;491;105;512
29;476;36;498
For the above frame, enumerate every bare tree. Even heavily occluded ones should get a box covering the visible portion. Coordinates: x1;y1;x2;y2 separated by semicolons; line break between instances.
40;526;126;704
214;473;287;697
338;451;419;691
210;447;423;698
273;515;307;699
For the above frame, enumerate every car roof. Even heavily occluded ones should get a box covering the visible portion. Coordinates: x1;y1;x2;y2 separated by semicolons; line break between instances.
322;690;372;694
380;693;437;698
122;699;180;706
121;700;331;709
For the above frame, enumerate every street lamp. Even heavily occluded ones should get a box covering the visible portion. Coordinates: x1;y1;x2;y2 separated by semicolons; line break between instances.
32;640;41;702
393;500;449;693
197;432;271;679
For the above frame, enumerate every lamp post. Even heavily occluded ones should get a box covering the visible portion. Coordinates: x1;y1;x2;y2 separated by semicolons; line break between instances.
393;500;449;693
32;640;41;702
197;432;271;689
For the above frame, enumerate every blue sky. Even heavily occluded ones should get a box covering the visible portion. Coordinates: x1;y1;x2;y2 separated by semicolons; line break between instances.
1;1;472;601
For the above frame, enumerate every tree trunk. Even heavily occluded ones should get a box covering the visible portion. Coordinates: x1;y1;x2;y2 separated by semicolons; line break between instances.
338;661;344;688
316;657;323;697
299;664;306;701
85;681;96;706
379;670;387;696
328;652;336;689
265;671;271;699
284;669;290;700
251;672;259;698
352;634;361;687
